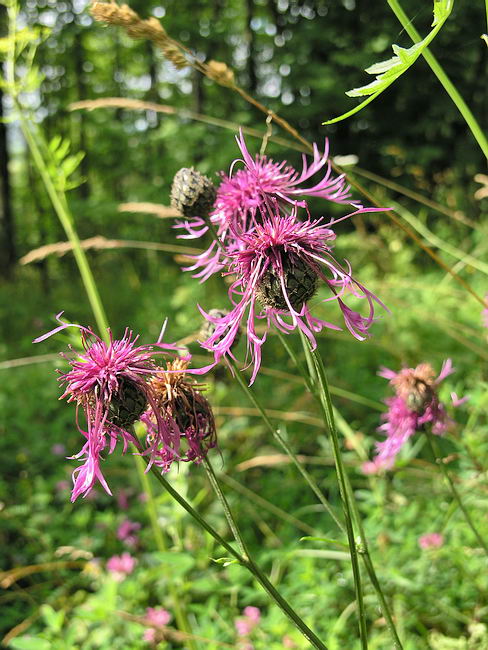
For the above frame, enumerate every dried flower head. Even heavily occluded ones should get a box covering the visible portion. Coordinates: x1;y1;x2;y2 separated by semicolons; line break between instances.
141;357;216;470
34;314;178;501
197;207;385;384
366;360;458;471
206;60;235;87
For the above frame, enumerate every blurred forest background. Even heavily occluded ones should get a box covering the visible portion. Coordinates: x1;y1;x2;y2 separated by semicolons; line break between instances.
0;1;487;648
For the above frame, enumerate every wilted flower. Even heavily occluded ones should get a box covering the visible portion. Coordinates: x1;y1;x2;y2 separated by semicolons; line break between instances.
174;130;385;281
106;552;137;579
141;357;217;471
198;207;385;383
34;314;178;501
418;533;444;550
117;519;141;547
368;360;457;470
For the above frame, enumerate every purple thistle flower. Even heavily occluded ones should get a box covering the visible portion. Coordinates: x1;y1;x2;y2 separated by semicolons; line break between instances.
34;314;178;501
175;130;385;281
197;206;386;384
369;360;458;470
106;552;137;579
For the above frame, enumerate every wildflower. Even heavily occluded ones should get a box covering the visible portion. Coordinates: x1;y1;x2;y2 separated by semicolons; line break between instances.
243;607;261;624
34;314;178;501
170;167;216;218
235;606;261;636
418;533;444;550
141;357;217;471
117;519;141;547
51;443;66;456
117;488;130;510
106;552;137;579
369;360;457;470
174;130;385;281
198;206;385;383
145;607;172;627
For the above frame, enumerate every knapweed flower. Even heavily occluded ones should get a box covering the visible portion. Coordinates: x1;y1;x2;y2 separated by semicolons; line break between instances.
34;314;178;501
145;607;172;627
198;206;385;383
174;130;385;281
141;357;217;471
106;552;137;579
367;360;457;471
418;533;444;550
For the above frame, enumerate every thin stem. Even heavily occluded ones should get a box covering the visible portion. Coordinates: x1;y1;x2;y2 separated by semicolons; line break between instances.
229;359;344;532
141;453;329;650
426;431;488;556
133;454;198;650
202;457;248;557
284;335;401;648
308;346;368;650
387;0;488;159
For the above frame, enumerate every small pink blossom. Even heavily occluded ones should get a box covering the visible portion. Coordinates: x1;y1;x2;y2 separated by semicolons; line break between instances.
243;606;261;624
418;533;444;550
235;618;253;637
117;488;130;510
106;552;137;579
145;607;172;627
117;519;141;547
283;636;297;648
142;628;156;643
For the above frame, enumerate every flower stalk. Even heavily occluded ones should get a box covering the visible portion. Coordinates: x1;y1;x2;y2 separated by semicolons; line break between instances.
426;431;488;557
139;444;329;650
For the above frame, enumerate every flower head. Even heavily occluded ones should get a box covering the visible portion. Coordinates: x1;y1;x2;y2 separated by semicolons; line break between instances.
106;552;137;579
368;360;458;470
117;519;141;547
34;314;178;501
198;207;385;383
145;607;172;627
174;130;385;282
418;533;444;550
141;357;217;471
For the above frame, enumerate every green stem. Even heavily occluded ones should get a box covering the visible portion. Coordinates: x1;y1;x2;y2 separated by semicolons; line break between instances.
202;457;247;557
308;346;368;650
134;454;198;650
426;431;488;556
141;453;329;650
229;359;344;532
387;0;488;159
293;333;402;648
6;4;109;339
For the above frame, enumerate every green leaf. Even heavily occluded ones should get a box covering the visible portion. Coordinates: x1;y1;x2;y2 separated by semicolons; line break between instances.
324;0;454;124
300;536;349;549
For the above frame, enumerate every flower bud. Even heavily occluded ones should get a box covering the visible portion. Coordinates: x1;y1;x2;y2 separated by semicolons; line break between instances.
170;167;216;218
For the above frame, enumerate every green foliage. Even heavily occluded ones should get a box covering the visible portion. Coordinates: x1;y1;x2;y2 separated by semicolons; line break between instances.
324;0;454;124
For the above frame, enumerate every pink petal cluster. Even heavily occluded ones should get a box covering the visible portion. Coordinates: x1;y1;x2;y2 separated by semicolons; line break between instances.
117;519;141;547
418;533;444;549
196;206;385;383
176;132;387;383
366;360;459;471
106;552;137;579
235;606;261;640
145;607;172;626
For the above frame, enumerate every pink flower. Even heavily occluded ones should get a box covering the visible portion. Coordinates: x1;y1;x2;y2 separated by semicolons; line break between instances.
243;606;261;624
175;130;385;282
117;488;130;510
117;519;141;547
197;207;385;384
142;628;156;643
34;314;179;501
367;360;459;470
51;443;66;456
418;533;444;550
235;606;261;637
106;552;137;579
145;607;172;626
